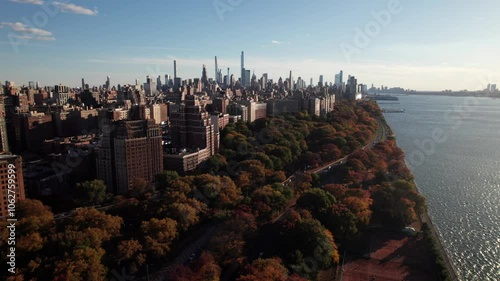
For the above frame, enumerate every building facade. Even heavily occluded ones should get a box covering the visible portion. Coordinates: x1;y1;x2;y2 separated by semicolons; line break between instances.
97;119;163;194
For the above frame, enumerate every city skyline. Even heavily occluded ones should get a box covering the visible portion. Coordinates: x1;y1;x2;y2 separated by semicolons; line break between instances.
1;0;500;91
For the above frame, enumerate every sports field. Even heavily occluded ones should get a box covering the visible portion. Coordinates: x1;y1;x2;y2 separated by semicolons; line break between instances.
340;229;437;281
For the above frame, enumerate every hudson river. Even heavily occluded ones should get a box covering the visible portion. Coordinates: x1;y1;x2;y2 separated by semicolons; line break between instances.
380;95;500;281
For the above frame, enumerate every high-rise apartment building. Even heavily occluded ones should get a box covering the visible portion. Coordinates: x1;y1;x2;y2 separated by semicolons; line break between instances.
166;95;218;172
169;95;217;155
348;75;358;100
0;95;9;153
97;120;163;194
54;85;70;105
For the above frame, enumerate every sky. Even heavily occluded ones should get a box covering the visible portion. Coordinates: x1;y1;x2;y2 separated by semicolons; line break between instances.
1;0;499;91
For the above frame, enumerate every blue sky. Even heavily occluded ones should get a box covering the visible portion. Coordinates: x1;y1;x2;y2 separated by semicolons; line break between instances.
1;0;499;91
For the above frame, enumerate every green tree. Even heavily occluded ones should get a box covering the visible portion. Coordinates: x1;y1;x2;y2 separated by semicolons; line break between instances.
297;188;336;215
199;154;228;174
73;180;107;206
155;170;180;189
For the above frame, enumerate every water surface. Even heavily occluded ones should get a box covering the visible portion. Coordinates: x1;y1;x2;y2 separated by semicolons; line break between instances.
380;95;500;281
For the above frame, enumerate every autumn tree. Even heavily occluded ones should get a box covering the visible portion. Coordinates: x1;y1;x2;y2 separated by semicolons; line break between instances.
167;202;202;231
371;185;417;227
17;199;54;234
112;239;146;274
128;178;155;199
215;176;243;209
342;195;372;227
52;247;107;281
66;208;123;242
141;217;178;258
237;258;289;281
164;266;198;281
191;252;222;281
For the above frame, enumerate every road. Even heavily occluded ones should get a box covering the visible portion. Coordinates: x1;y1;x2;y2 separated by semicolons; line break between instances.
271;117;392;226
312;117;389;175
53;192;161;221
135;225;218;281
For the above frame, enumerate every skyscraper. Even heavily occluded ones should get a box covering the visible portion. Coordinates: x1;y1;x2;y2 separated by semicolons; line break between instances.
245;69;251;88
348;75;358;100
81;78;85;90
174;60;177;79
241;51;245;83
165;74;170;86
319;75;324;87
156;75;162;91
202;64;208;86
262;73;268;90
144;75;158;96
106;76;111;89
215;56;219;83
334;70;344;86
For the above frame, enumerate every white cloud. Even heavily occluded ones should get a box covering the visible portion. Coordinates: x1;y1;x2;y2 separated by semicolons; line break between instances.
8;0;44;5
0;22;52;36
52;2;98;16
119;46;196;51
271;40;291;45
14;34;55;41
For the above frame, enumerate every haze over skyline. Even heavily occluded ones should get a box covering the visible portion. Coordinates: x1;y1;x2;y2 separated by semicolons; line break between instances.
1;0;499;91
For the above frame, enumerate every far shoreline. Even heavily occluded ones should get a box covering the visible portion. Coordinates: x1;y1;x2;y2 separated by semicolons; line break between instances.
373;91;500;98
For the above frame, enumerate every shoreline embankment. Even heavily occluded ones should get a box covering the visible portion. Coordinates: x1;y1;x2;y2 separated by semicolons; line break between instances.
379;116;459;281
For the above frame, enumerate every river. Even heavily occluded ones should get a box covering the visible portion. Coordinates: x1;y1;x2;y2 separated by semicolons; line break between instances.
379;94;500;281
